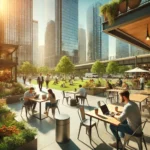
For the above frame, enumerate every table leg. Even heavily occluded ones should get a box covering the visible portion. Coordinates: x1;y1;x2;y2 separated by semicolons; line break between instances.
39;102;41;120
139;102;141;111
89;116;92;143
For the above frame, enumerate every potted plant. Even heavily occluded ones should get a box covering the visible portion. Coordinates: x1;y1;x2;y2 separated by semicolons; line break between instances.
100;0;119;25
145;80;150;89
119;0;128;13
128;0;141;9
100;3;110;21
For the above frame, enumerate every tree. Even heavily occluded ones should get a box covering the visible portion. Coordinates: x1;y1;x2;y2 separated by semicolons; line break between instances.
37;66;51;75
20;61;37;76
119;65;131;74
91;61;105;77
55;56;74;78
106;61;119;75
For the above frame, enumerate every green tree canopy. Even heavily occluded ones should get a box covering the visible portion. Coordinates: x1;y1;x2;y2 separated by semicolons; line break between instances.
119;65;131;74
37;66;51;75
55;56;74;76
106;61;119;75
20;61;37;75
91;61;105;77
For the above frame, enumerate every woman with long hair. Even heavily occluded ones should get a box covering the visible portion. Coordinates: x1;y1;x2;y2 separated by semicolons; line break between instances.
44;89;56;115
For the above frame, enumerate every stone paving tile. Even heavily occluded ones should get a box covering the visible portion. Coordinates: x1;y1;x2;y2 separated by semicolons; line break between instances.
8;85;150;150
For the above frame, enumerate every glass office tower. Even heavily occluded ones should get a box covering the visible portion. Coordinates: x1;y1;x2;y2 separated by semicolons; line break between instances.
55;0;78;65
0;0;33;65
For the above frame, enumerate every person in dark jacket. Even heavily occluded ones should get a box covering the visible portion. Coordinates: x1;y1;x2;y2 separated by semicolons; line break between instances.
37;73;44;91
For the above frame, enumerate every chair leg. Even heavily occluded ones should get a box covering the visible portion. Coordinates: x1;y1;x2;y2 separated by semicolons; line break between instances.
137;138;143;150
123;135;128;150
104;122;107;131
62;98;64;104
143;137;148;150
21;106;24;116
86;98;89;106
95;124;100;137
97;120;99;128
52;108;55;118
66;97;69;104
25;106;28;118
78;124;82;139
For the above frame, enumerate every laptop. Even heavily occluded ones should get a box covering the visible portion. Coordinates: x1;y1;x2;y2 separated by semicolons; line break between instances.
34;94;39;99
100;104;110;115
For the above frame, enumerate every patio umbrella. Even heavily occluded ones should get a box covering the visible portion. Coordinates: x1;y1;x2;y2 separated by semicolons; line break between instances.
125;67;149;73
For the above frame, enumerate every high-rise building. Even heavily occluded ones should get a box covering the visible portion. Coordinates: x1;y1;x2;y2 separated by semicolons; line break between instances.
87;1;109;62
0;0;33;65
45;20;55;67
116;39;129;58
38;45;45;67
78;28;86;63
55;0;78;65
33;20;39;66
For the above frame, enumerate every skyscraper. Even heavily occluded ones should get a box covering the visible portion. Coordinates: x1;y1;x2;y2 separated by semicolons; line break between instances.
87;1;109;62
78;28;86;63
45;20;55;67
55;0;78;65
0;0;33;65
33;20;39;66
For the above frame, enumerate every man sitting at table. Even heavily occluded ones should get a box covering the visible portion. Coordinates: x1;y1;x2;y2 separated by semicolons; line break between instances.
76;84;86;103
109;90;141;149
23;87;37;113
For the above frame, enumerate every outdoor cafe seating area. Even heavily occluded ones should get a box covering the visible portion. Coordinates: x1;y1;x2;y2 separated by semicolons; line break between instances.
6;85;150;150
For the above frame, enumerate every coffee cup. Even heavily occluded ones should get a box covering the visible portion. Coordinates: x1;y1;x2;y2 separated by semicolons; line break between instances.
111;112;115;117
95;108;98;115
115;106;118;112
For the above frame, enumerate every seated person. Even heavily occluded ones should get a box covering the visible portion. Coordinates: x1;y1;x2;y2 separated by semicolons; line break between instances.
121;82;129;90
75;85;86;103
109;91;141;149
116;78;123;87
44;89;56;115
23;87;37;113
106;80;113;89
60;82;66;88
70;79;73;85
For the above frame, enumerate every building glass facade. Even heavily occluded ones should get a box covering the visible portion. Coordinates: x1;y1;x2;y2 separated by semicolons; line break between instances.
55;0;78;65
0;0;33;65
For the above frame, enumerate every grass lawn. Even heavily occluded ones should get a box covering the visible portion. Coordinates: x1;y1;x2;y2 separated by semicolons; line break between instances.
31;79;88;91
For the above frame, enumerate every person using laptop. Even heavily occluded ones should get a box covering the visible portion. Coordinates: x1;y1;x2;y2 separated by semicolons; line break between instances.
75;84;86;103
23;87;37;113
109;90;141;149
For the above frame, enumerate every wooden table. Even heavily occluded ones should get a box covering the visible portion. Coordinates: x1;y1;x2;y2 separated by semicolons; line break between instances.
85;104;123;150
106;89;123;103
130;94;148;111
139;90;150;96
30;98;48;120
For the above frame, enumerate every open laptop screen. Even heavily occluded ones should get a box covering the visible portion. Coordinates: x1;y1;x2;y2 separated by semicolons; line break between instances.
100;104;110;115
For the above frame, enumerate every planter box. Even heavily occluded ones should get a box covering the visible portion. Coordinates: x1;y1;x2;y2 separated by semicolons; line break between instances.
6;94;23;104
16;138;37;150
85;87;106;95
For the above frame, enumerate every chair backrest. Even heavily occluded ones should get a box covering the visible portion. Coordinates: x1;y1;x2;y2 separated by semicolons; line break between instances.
78;106;86;121
20;97;24;103
130;119;147;137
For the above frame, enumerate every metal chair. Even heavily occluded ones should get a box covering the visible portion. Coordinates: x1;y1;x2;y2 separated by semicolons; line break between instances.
106;92;115;104
47;100;60;118
80;93;89;106
20;97;31;118
77;106;99;140
123;119;148;150
97;101;107;131
62;91;71;104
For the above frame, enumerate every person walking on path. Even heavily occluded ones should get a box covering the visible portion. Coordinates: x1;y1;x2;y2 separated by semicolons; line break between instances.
45;74;50;89
37;73;44;91
23;75;26;85
139;75;145;90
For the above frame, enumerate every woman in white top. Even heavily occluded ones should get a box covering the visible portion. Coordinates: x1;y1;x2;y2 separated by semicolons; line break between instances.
44;89;56;115
45;74;50;89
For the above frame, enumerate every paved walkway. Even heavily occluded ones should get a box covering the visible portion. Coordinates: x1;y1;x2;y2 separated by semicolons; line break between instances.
8;81;150;150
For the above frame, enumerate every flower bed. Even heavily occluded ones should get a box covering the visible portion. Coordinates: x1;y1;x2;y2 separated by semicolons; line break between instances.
0;100;37;150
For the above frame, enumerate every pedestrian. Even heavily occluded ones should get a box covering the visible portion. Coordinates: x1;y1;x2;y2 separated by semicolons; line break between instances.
28;76;32;84
139;75;145;90
23;75;26;84
45;74;50;89
37;73;44;91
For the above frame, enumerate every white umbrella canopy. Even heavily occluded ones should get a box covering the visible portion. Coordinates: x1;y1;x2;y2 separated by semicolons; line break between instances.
125;67;149;73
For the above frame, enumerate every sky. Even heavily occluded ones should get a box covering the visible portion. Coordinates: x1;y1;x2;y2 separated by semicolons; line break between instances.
33;0;100;45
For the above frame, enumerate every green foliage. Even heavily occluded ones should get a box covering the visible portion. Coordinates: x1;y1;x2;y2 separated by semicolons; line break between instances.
106;61;119;74
55;56;74;75
20;61;37;75
100;0;119;25
0;142;7;150
91;61;105;77
37;66;51;75
146;80;150;86
119;65;131;74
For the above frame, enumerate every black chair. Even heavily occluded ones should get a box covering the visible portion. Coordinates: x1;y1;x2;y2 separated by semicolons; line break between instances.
47;100;60;118
77;106;99;140
20;97;31;118
80;93;89;106
62;91;71;104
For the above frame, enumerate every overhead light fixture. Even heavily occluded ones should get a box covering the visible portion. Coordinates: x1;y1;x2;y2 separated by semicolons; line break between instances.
146;24;150;41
